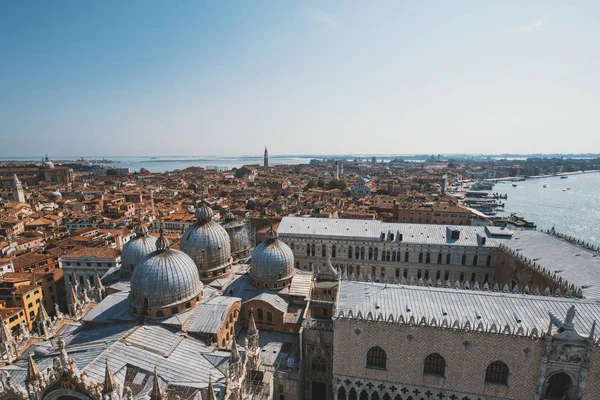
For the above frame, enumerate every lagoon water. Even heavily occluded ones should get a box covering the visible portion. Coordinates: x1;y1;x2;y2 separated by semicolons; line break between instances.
493;173;600;246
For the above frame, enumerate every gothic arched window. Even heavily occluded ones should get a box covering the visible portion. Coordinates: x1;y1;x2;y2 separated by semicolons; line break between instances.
312;356;326;373
485;361;509;385
257;308;264;320
366;346;387;369
423;353;446;377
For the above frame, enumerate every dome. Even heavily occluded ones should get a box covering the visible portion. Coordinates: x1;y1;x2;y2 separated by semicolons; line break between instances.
250;229;295;284
121;227;158;274
181;204;232;280
194;203;214;222
130;233;203;313
49;191;62;200
43;161;55;169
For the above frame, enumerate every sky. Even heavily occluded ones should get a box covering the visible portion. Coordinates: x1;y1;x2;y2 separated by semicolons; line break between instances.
1;1;599;157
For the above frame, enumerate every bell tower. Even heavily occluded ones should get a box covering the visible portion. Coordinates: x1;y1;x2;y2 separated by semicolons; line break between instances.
12;175;25;203
264;146;269;168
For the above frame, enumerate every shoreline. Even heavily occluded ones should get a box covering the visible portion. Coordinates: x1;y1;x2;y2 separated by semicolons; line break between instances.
482;169;600;183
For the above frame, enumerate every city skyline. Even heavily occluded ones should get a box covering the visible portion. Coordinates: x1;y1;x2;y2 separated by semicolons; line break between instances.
2;1;599;157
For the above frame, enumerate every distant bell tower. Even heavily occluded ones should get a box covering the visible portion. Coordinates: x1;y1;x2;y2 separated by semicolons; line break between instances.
264;146;269;168
12;175;25;203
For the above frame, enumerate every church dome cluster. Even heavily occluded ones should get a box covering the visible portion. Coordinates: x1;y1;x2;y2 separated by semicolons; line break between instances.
250;228;295;289
121;225;158;276
180;203;233;282
130;231;203;318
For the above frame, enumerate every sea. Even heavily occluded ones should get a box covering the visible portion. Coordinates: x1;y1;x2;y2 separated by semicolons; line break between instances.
0;155;425;173
491;173;600;247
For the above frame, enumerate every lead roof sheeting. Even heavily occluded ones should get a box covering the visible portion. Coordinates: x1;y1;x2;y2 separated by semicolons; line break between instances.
82;292;131;323
187;296;240;335
245;292;288;313
278;217;506;246
338;280;600;337
504;231;600;299
288;271;313;298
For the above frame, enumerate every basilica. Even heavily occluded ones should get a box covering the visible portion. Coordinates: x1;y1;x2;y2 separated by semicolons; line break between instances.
0;210;599;400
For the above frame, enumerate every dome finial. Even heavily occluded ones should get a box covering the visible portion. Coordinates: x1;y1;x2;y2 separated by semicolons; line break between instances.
156;229;170;252
266;223;277;241
195;201;214;223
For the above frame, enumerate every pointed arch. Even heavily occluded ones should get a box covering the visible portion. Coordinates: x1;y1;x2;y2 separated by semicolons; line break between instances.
360;390;369;400
338;386;347;400
349;388;358;400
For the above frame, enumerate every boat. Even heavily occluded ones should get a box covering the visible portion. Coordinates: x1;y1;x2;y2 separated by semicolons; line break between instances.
542;184;547;188
567;188;571;190
560;176;568;179
562;189;567;192
512;184;518;187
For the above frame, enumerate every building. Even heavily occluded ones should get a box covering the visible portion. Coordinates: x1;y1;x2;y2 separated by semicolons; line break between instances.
350;178;372;198
12;175;25;203
58;247;121;308
333;280;600;400
2;212;600;400
0;277;44;330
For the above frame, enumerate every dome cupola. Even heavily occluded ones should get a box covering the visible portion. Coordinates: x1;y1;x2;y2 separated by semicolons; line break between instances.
249;227;295;289
129;231;203;318
121;224;157;277
181;203;233;282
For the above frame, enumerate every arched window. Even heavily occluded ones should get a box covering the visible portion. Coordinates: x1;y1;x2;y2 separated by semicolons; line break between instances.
423;353;446;377
437;253;442;263
156;310;164;318
485;361;509;385
332;245;337;258
312;356;326;372
404;252;409;262
473;255;478;266
418;252;423;263
171;307;178;315
461;254;467;265
267;312;273;322
257;308;264;320
349;389;358;400
349;246;353;259
361;247;365;259
338;387;347;400
486;255;492;266
446;253;451;264
366;346;387;369
368;247;373;260
360;390;369;400
185;301;191;309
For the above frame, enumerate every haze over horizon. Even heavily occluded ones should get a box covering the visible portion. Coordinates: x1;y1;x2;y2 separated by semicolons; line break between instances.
2;1;599;157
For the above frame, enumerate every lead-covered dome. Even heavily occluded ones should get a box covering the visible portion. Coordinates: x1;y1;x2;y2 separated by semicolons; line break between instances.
130;232;203;318
250;228;295;288
180;203;232;281
121;225;158;276
49;191;62;200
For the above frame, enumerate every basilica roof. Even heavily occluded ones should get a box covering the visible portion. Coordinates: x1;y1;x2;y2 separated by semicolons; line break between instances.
130;233;203;310
121;226;158;269
0;322;228;397
180;204;232;272
249;229;295;282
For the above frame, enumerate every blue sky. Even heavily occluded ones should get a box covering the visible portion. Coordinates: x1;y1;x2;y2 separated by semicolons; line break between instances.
1;1;599;157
